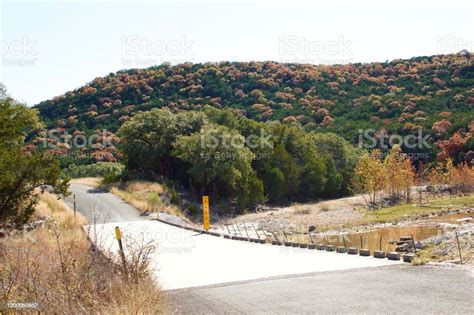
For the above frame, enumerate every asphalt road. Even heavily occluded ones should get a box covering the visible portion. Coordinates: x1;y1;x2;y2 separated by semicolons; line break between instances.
67;183;473;313
89;221;398;290
169;265;474;314
64;184;145;223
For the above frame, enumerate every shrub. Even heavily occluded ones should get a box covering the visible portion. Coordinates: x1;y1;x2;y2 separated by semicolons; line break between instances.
65;162;125;178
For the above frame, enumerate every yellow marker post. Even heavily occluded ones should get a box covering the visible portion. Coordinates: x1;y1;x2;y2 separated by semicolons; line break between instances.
115;226;122;240
202;196;210;231
115;226;128;278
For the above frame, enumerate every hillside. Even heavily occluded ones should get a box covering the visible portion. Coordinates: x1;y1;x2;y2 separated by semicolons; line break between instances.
34;53;474;164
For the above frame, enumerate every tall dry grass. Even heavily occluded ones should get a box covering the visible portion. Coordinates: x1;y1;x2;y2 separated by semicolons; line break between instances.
70;177;102;187
0;192;167;313
107;181;185;219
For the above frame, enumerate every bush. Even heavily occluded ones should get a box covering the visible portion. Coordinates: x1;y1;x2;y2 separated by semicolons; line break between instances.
187;204;199;216
146;191;162;211
65;162;125;178
102;170;123;185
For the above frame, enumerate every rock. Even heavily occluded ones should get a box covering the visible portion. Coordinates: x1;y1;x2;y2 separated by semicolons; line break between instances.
396;243;409;252
148;212;159;219
308;225;316;232
434;235;449;245
431;247;448;257
387;252;401;260
456;230;470;236
403;253;415;263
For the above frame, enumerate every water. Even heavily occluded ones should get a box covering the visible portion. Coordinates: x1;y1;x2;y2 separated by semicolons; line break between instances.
308;212;472;252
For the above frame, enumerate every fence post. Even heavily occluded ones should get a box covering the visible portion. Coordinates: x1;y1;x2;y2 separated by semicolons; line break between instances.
230;222;238;236
115;226;128;279
251;223;260;239
234;220;242;236
309;233;315;244
242;222;250;239
270;230;280;242
411;234;417;255
73;194;76;217
224;222;231;235
455;232;463;264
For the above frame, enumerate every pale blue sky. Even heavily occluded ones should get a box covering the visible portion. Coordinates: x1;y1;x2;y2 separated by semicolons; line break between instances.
1;0;473;105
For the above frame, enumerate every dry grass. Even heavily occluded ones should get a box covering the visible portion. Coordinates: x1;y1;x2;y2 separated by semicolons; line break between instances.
70;177;102;187
107;181;185;219
234;195;366;230
358;193;474;226
34;190;87;228
234;192;474;233
0;192;167;313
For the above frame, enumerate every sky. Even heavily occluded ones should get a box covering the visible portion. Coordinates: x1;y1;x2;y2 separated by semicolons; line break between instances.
1;0;473;105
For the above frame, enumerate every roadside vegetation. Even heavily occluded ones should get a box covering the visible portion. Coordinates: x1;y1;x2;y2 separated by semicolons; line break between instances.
360;193;474;226
105;180;185;219
117;107;360;212
70;177;102;187
0;93;166;313
0;191;167;313
0;97;68;226
65;162;124;178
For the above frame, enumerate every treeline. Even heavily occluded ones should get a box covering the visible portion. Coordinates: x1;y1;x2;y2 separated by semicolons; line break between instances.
118;107;360;211
35;53;474;166
352;146;474;208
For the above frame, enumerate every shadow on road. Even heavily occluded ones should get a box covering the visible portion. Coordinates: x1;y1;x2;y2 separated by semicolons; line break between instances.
86;187;108;194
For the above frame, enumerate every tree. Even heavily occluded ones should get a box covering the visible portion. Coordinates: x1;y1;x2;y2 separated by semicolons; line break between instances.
312;132;361;195
384;145;415;202
300;156;328;199
118;108;207;179
264;168;286;204
0;97;68;226
352;150;385;207
173;124;264;210
427;158;474;194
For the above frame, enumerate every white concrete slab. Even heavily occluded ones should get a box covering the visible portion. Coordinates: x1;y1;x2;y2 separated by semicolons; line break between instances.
85;220;400;290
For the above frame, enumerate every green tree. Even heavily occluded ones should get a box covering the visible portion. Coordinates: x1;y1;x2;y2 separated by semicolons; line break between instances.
312;132;361;195
270;144;300;199
264;167;286;203
173;124;264;210
0;98;68;225
118;108;207;179
300;156;328;199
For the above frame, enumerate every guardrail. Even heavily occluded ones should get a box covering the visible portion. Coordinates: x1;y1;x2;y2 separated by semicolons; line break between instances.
153;217;413;263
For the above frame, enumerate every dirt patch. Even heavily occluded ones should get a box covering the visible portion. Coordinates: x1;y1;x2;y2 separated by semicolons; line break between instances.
235;195;367;231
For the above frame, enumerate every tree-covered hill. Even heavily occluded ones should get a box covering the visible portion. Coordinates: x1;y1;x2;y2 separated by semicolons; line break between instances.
34;52;474;165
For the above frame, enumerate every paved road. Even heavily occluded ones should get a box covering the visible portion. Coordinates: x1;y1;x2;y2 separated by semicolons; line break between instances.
89;221;398;290
65;184;145;223
68;184;398;290
68;183;473;313
169;265;474;314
